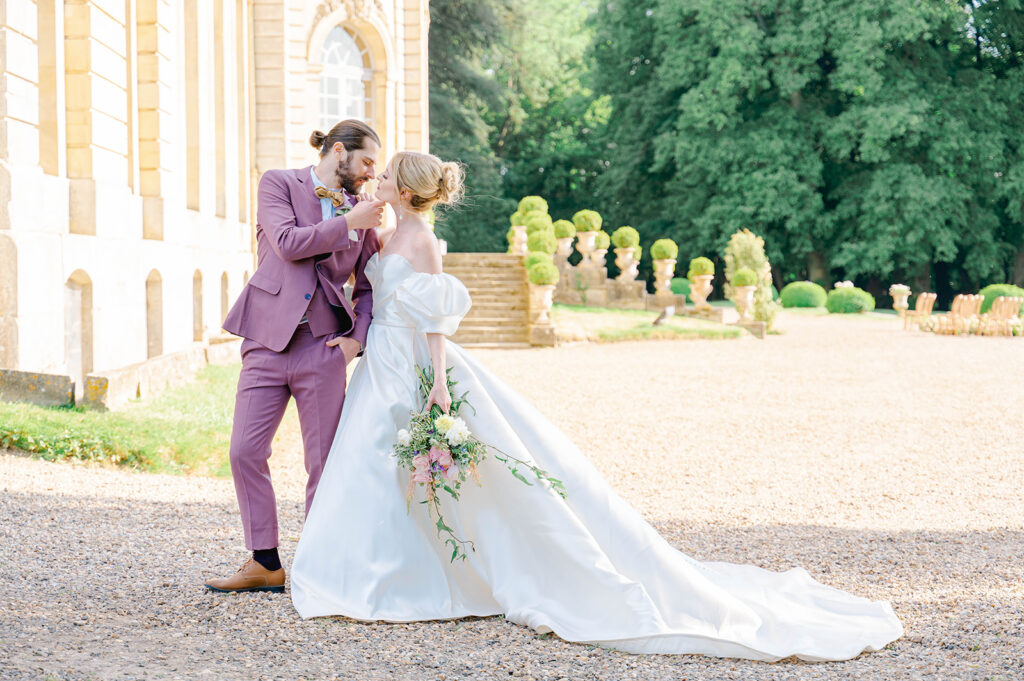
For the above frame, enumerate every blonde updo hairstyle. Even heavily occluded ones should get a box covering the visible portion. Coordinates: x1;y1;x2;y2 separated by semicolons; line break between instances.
391;152;464;213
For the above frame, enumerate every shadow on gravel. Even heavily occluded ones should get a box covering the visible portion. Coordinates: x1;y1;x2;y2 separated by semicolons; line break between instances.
1;488;1022;680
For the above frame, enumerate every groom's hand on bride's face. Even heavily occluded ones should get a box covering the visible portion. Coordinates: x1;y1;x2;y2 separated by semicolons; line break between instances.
326;336;361;364
345;199;385;231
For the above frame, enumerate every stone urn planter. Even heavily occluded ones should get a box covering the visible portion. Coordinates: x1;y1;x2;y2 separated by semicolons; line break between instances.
589;248;608;267
614;247;638;282
689;274;714;310
889;284;911;317
575;231;597;262
510;225;528;256
733;285;757;322
652;259;676;293
529;282;556;325
555;237;574;258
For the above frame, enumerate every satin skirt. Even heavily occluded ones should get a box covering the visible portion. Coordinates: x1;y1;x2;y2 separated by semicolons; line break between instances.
290;322;903;661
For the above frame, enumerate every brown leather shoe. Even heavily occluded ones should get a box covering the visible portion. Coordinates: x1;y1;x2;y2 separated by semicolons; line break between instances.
204;558;286;593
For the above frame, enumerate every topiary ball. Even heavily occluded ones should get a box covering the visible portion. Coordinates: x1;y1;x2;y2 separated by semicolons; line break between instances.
977;284;1024;314
572;209;602;233
518;196;548;214
732;267;758;287
650;238;679;260
826;286;876;314
553;219;576;239
524;251;552;270
526;230;557;255
780;281;828;308
594;230;611;250
524;212;554;234
670;277;691;302
611;226;640;249
528;260;560;286
509;210;526;226
687;256;714;278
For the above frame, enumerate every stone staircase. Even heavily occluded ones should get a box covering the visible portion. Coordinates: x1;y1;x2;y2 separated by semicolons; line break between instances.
442;253;531;348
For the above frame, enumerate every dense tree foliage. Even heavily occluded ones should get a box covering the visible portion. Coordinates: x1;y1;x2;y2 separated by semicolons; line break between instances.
590;0;1024;302
429;0;1024;304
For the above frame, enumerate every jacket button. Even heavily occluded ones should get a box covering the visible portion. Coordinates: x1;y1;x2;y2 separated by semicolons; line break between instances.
304;293;311;300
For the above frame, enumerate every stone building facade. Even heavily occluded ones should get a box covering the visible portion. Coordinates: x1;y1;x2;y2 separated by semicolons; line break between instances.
0;0;429;393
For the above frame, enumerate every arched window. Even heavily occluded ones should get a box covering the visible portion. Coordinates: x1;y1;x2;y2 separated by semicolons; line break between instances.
319;26;372;128
65;270;94;395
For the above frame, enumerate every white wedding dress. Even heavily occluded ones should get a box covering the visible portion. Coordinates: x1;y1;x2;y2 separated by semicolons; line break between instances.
290;253;903;661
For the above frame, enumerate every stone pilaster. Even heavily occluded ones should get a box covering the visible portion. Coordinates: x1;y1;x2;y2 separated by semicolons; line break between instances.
137;0;173;238
401;0;428;151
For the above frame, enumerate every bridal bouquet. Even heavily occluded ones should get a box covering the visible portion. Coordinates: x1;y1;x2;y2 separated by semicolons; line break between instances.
393;366;566;562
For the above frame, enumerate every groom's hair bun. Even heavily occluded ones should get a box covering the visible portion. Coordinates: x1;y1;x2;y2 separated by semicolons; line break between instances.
392;152;465;213
309;119;381;157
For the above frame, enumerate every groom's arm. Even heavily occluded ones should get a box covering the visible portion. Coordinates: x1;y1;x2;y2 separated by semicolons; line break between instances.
346;229;380;352
257;170;355;262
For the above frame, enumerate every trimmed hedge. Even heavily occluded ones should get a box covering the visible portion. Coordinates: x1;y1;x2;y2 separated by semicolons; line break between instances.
670;277;691;301
524;213;554;234
594;230;610;250
527;261;560;286
518;196;548;214
611;226;640;248
732;268;757;287
553;219;576;239
524;252;552;270
526;230;557;254
780;281;828;308
978;284;1024;314
651;238;678;260
826;286;876;313
687;256;714;278
572;209;602;232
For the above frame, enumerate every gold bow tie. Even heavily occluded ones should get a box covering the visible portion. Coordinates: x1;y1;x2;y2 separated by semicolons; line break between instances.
314;186;348;207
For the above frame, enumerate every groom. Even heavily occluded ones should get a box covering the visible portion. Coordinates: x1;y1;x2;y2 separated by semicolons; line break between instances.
206;119;384;593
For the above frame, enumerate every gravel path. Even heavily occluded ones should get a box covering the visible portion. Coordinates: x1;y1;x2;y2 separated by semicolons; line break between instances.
2;311;1022;680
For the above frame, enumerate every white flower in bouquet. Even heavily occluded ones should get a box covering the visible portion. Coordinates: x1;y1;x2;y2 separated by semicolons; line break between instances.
434;414;456;435
445;418;472;446
397;428;411;446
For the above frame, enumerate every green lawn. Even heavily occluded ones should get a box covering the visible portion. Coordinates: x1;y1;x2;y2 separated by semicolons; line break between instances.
0;364;241;476
552;303;743;342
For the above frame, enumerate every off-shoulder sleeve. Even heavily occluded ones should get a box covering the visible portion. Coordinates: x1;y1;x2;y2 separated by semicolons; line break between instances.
392;272;472;336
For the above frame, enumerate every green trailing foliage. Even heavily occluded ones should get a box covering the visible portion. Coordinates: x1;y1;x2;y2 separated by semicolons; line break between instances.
826;287;876;314
528;260;560;285
611;226;640;249
780;281;828;308
553;219;576;239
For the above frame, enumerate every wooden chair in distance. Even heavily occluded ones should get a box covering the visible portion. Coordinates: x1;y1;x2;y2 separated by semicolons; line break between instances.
934;294;984;335
904;292;937;331
979;296;1024;337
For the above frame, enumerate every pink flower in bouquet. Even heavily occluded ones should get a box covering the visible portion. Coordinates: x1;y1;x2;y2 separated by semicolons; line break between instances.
412;453;430;472
428;445;448;463
412;468;433;484
443;464;460;483
434;446;453;468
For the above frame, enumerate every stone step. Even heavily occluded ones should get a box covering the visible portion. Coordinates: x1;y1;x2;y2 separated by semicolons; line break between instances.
456;342;533;349
452;328;530;342
449;275;526;286
443;253;523;264
459;318;530;328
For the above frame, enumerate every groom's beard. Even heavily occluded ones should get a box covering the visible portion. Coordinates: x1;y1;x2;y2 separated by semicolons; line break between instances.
336;158;370;195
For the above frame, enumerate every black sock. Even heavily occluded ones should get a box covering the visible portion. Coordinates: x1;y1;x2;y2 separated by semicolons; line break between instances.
252;548;281;572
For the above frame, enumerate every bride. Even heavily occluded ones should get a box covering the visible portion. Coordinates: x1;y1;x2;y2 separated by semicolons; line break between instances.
290;152;903;662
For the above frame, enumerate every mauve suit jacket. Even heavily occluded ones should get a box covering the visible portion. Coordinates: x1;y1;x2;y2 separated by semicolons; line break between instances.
223;166;379;352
